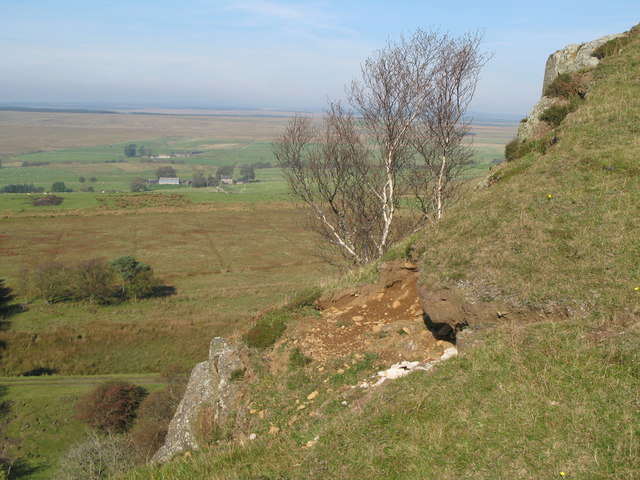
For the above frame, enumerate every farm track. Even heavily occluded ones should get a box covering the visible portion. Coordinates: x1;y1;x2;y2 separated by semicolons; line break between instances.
191;215;226;270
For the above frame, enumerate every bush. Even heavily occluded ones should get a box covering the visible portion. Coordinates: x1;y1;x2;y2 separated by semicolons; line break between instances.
110;256;158;300
244;310;289;348
25;262;72;303
76;381;147;433
540;101;579;128
504;138;520;162
129;389;176;460
51;181;72;192
32;194;63;206
130;177;148;192
290;287;322;308
592;35;631;59
58;431;137;480
70;259;117;303
544;72;589;99
504;137;549;163
130;365;188;460
289;347;312;369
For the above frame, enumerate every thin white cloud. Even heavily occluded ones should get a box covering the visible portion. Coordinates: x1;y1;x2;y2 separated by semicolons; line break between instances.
228;0;352;34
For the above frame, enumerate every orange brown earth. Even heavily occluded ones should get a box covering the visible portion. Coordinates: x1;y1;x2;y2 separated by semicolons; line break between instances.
286;262;454;366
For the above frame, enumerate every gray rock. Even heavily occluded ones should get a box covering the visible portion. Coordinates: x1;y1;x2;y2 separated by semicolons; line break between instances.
151;337;245;464
542;33;625;96
516;96;558;142
151;361;213;463
517;32;625;144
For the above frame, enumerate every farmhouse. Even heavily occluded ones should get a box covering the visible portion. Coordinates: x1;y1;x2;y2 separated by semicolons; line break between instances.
220;175;234;185
158;177;180;185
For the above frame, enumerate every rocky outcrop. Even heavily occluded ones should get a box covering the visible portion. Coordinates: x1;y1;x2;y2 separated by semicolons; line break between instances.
541;33;624;95
516;96;557;142
517;32;624;144
152;337;246;464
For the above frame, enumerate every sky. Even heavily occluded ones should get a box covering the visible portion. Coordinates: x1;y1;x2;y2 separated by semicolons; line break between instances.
0;1;638;116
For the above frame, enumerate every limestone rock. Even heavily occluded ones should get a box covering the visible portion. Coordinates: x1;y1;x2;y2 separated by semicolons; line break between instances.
151;361;213;464
516;32;625;144
152;337;245;464
516;96;558;143
542;33;624;95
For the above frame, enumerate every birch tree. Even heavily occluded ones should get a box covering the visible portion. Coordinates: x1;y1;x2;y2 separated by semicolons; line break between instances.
274;29;488;265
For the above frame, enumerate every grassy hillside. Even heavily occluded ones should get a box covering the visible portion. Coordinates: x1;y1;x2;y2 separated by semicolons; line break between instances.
419;27;640;317
117;26;639;480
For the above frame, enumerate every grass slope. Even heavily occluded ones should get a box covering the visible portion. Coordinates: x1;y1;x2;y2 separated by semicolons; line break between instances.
117;26;640;480
419;27;640;316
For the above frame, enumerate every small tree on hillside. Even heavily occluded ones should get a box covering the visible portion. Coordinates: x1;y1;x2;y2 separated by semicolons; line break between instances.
109;256;157;299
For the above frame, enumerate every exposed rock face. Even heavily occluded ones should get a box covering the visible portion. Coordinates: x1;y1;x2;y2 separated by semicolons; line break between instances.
516;96;557;142
542;33;624;95
517;32;624;144
152;337;245;464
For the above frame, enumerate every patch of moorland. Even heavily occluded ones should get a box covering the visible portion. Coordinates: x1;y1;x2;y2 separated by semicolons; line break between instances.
0;203;336;376
114;26;639;480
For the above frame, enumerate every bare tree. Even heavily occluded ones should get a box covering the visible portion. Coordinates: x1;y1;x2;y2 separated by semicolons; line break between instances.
412;31;490;221
274;29;488;265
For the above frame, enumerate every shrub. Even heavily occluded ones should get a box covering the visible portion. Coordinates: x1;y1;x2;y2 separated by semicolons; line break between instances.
504;138;520;162
70;259;117;303
517;138;549;158
58;431;137;480
592;35;631;59
540;101;579;127
544;72;591;99
32;194;64;206
129;389;176;460
130;365;188;460
110;256;157;299
25;262;72;303
130;177;148;192
290;287;322;308
244;310;289;348
76;381;148;433
51;181;71;192
289;347;312;369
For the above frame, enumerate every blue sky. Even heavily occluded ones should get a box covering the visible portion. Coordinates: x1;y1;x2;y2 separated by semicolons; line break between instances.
0;1;638;115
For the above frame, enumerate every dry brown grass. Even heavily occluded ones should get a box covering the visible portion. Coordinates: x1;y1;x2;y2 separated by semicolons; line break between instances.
0;202;338;374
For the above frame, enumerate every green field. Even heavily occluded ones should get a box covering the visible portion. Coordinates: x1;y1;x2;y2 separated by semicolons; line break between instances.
0;375;163;480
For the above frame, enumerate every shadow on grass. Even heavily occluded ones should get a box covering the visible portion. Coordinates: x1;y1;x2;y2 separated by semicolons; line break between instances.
148;284;177;298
